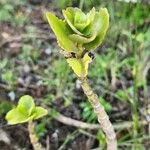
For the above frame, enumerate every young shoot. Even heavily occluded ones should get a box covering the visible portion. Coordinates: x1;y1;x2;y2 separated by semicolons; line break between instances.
5;95;48;150
46;7;117;150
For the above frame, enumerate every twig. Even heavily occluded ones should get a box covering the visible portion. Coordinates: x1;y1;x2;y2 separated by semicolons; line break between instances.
52;111;147;130
28;121;45;150
79;77;117;150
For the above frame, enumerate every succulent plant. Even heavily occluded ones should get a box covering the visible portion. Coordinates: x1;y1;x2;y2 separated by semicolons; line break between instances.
6;95;48;125
46;7;109;77
46;7;117;149
46;7;109;53
46;7;109;78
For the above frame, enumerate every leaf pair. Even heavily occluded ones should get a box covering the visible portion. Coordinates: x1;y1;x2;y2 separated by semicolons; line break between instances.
5;95;48;125
67;53;92;77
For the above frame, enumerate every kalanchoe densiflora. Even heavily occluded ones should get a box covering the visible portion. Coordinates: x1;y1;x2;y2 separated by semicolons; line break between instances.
46;7;109;78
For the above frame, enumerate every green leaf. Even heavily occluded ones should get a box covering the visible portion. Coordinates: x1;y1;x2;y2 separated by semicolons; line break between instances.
5;95;48;125
74;11;90;31
46;12;78;52
67;53;92;77
34;107;48;120
82;7;96;36
86;7;96;23
74;9;87;23
84;8;109;50
5;108;33;125
62;7;83;35
69;33;96;44
74;21;90;32
17;95;35;116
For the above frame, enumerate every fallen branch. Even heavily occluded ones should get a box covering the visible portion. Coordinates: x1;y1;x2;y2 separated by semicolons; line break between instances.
52;112;147;130
0;95;147;130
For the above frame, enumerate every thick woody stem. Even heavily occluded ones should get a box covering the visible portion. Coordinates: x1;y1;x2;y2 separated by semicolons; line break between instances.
28;121;45;150
79;77;117;150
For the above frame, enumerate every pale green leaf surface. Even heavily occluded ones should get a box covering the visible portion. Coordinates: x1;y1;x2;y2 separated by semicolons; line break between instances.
67;53;92;77
67;58;83;77
5;95;48;125
69;33;96;44
34;107;48;120
82;53;92;73
74;7;96;31
17;95;35;116
63;8;83;35
46;12;77;52
87;7;96;23
74;20;90;31
5;108;33;125
74;9;86;23
84;8;109;50
83;11;106;38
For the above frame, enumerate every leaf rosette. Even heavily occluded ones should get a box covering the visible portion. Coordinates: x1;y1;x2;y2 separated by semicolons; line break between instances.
46;7;109;53
46;7;109;78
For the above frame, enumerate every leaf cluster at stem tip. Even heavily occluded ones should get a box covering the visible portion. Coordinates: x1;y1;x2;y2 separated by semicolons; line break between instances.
46;7;109;78
5;95;48;125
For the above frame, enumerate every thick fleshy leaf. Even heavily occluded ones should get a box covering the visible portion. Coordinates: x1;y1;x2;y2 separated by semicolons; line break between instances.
84;8;109;50
87;7;96;23
74;21;90;32
74;9;87;23
69;33;96;44
34;107;48;120
74;7;95;32
46;12;78;52
74;10;90;31
67;53;92;77
82;53;92;76
5;95;48;125
17;95;35;116
67;58;83;77
5;108;33;125
83;11;104;37
62;7;83;35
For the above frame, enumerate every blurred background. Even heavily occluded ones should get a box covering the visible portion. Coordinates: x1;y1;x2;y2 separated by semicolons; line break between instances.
0;0;150;149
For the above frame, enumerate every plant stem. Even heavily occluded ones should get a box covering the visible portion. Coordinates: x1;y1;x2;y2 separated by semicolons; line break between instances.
130;99;139;137
78;77;117;150
28;121;45;150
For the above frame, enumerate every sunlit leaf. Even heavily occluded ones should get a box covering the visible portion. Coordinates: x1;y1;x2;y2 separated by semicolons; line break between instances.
47;7;109;53
67;53;92;77
34;107;48;120
46;12;78;52
69;33;96;44
63;7;83;35
5;95;48;125
17;95;35;116
5;108;33;125
84;8;109;50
